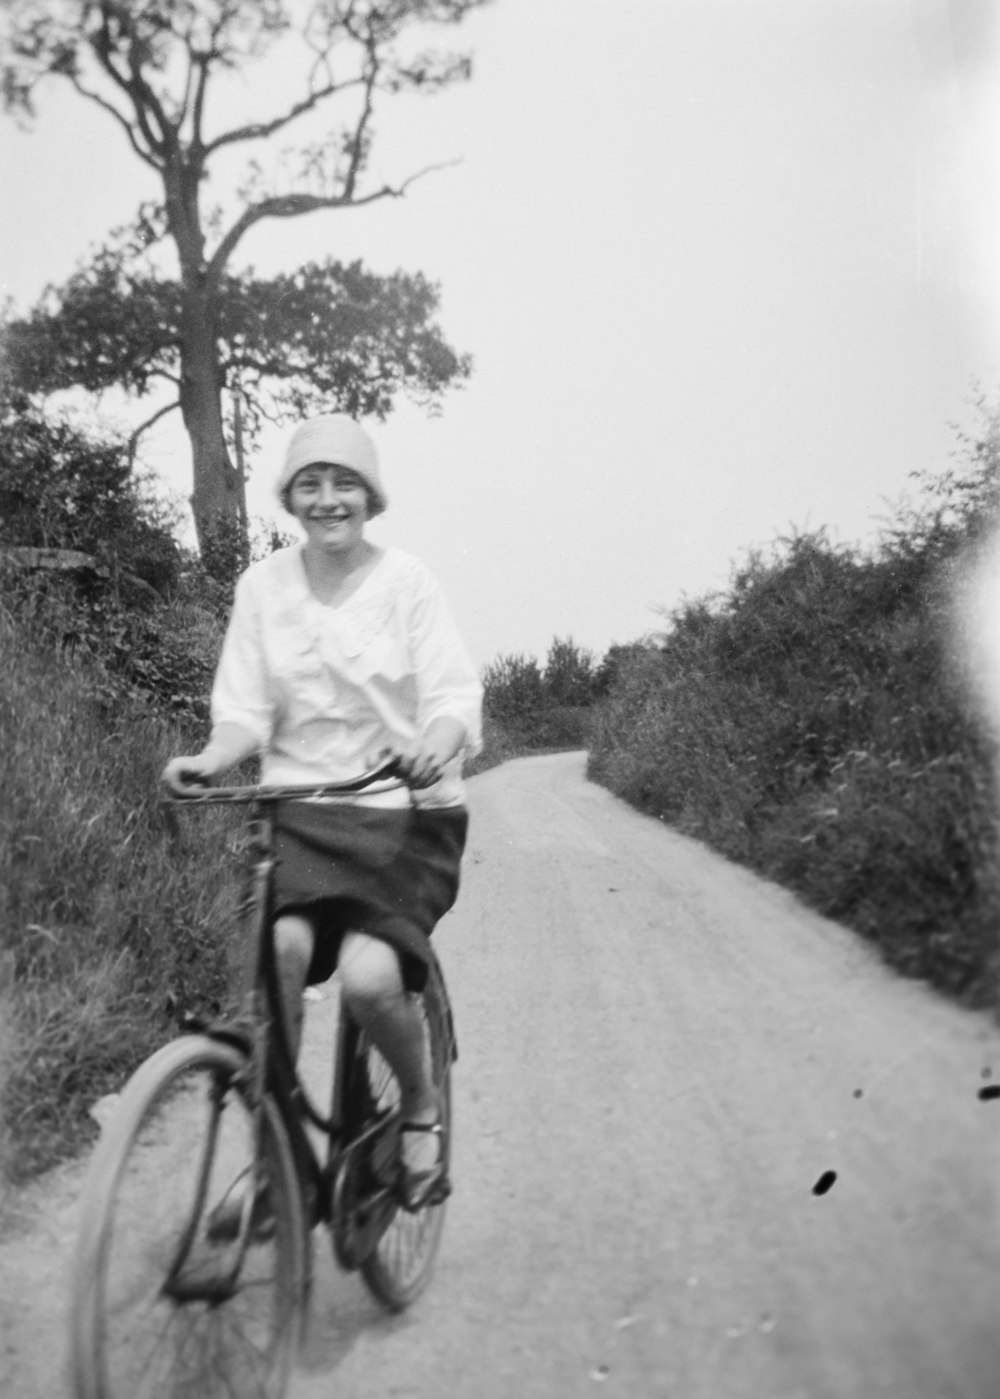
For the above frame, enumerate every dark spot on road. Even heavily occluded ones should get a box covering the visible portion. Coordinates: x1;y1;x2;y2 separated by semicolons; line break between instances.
852;1088;863;1099
978;1084;1000;1101
812;1170;837;1196
982;1066;993;1080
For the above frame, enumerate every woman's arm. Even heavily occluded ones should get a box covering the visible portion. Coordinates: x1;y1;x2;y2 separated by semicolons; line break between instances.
162;566;272;793
402;565;483;777
162;722;261;794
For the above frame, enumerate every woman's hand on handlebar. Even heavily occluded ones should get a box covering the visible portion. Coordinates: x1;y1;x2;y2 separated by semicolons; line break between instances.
161;752;223;796
390;717;466;790
162;725;257;795
391;747;442;790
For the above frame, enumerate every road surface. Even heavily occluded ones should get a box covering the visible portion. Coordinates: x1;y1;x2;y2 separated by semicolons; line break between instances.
3;751;1000;1397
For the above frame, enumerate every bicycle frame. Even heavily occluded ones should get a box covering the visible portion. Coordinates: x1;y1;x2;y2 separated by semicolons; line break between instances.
165;761;410;1237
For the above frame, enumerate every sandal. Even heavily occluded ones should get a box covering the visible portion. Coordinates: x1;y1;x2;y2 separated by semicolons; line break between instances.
398;1118;447;1212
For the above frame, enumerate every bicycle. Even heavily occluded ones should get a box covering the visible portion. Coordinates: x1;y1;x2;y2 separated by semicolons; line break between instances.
69;761;457;1399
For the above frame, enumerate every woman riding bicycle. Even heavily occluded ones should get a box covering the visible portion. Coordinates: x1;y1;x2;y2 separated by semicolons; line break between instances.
163;412;482;1208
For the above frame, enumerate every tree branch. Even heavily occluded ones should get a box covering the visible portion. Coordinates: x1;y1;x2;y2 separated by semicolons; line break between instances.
147;368;182;389
203;75;366;156
178;46;196;131
190;52;211;148
342;36;378;201
206;161;460;283
124;44;176;156
126;398;181;468
66;74;159;168
90;15;166;158
88;10;160;152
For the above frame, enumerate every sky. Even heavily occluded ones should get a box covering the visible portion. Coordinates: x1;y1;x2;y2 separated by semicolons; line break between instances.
2;0;1000;667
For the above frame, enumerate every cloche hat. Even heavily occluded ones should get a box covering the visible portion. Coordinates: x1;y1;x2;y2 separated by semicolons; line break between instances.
277;414;387;517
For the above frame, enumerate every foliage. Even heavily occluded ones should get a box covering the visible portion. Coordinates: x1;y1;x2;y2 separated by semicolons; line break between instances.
0;0;488;558
481;651;544;722
589;415;1000;1004
543;635;595;707
0;400;243;732
0;408;268;1184
478;636;601;756
0;396;231;725
592;641;654;696
0;395;181;593
2;249;472;443
880;394;1000;562
463;708;522;777
0;599;246;1183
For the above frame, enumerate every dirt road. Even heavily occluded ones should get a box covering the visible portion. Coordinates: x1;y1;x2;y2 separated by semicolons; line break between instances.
4;752;1000;1397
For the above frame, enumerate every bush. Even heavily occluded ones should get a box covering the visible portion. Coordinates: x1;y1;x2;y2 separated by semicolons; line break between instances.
0;396;182;595
543;636;596;707
482;652;545;723
588;418;1000;1005
479;637;598;759
465;710;523;777
0;406;299;1184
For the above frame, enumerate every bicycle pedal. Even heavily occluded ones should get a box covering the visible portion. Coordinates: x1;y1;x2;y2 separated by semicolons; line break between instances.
400;1173;451;1213
206;1176;274;1244
427;1177;451;1206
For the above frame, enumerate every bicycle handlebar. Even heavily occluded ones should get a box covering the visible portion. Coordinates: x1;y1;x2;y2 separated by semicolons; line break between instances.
162;757;409;807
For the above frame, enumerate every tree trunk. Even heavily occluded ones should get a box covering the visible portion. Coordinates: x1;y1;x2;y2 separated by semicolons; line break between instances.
165;154;244;577
178;289;240;542
232;382;249;539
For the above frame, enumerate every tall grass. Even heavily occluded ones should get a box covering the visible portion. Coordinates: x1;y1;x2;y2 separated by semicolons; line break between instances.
0;600;246;1183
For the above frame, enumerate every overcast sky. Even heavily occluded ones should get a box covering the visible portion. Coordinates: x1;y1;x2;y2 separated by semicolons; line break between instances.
2;0;1000;666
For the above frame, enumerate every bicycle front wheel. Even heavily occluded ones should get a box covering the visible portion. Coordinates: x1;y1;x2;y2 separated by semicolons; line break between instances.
358;962;455;1311
70;1034;307;1399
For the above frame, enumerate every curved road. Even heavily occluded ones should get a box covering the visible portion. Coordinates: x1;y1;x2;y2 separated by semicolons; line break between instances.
3;752;1000;1397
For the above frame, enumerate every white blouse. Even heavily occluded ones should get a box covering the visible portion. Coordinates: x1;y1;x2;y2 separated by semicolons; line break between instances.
211;544;483;807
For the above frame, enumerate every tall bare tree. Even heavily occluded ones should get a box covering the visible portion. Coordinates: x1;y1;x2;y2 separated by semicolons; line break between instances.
1;1;489;560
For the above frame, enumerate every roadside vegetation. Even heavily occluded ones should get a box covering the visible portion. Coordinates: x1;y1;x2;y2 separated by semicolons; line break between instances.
0;406;245;1185
0;603;244;1184
468;636;609;772
589;407;1000;1005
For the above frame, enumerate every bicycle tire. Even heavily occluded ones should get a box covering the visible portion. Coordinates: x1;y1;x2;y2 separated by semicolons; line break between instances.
70;1034;308;1399
357;962;454;1311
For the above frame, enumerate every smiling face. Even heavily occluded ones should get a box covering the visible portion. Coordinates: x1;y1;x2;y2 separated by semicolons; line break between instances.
287;463;372;554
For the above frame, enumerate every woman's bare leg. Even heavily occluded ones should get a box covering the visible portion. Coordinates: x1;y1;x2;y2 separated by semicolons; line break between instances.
208;912;316;1238
337;931;436;1124
272;913;315;1059
274;923;440;1186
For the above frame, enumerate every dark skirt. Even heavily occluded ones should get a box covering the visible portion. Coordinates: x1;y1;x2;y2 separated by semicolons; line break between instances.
271;801;468;992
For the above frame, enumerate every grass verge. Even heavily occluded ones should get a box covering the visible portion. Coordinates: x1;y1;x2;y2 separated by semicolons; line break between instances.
0;604;245;1184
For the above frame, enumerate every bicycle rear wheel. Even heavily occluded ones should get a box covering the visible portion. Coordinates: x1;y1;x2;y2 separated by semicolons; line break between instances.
70;1034;307;1399
357;962;455;1311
